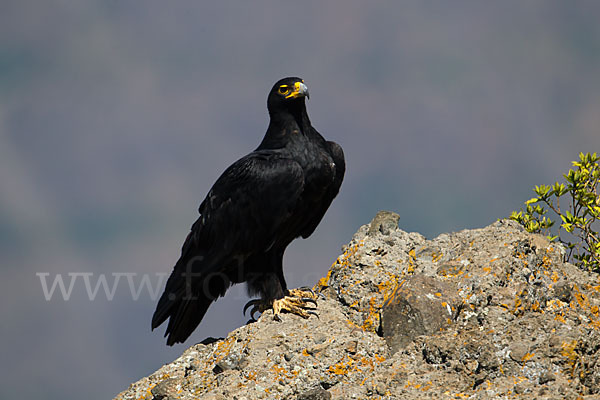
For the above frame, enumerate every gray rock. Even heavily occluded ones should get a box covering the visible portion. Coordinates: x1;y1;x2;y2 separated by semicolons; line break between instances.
150;377;181;400
381;274;460;354
114;213;600;400
367;210;400;236
296;387;331;400
509;342;530;363
539;371;556;385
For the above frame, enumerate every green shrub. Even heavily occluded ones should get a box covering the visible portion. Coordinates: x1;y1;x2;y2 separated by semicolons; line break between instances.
510;152;600;272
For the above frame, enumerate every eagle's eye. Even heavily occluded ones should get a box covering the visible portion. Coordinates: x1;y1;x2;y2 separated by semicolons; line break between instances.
278;85;290;95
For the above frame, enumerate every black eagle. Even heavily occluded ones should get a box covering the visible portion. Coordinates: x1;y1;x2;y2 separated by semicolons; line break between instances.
151;77;345;345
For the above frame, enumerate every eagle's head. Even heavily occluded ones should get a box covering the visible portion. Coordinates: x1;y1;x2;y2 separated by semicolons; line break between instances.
267;77;309;114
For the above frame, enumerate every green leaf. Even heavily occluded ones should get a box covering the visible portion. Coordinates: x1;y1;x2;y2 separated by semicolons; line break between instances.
566;210;574;220
525;197;539;205
564;223;574;233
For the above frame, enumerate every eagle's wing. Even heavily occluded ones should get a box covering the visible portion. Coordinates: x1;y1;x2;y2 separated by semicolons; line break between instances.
152;152;304;345
301;140;345;239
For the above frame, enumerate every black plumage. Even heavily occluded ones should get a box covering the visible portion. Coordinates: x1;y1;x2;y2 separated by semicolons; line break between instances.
151;77;345;345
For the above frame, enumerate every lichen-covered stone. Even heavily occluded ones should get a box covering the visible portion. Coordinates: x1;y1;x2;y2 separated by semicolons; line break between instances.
114;214;600;400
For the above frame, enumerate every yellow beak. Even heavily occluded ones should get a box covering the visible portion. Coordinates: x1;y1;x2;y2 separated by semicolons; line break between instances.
285;81;310;99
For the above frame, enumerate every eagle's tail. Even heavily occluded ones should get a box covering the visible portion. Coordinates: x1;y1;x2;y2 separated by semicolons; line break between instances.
151;253;228;346
152;291;213;346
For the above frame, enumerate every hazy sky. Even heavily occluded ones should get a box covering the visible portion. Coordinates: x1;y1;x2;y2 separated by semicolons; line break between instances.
1;1;599;399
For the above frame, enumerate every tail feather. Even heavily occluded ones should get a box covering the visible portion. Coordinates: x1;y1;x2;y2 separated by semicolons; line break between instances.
164;296;213;346
151;270;185;330
152;281;216;345
152;253;232;345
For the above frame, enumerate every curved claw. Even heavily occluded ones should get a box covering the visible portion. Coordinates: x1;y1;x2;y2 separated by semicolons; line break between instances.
299;297;318;307
307;310;320;319
243;299;261;316
244;306;258;321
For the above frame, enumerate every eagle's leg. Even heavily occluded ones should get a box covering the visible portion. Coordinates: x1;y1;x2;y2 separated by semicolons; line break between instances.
243;288;319;321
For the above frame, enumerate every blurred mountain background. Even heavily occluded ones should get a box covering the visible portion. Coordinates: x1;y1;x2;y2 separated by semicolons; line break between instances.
1;1;599;399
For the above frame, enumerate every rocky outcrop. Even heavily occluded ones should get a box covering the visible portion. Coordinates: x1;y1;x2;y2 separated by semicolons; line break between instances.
115;212;600;399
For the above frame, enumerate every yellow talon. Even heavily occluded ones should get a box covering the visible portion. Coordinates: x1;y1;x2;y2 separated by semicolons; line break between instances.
272;288;319;320
244;287;320;321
